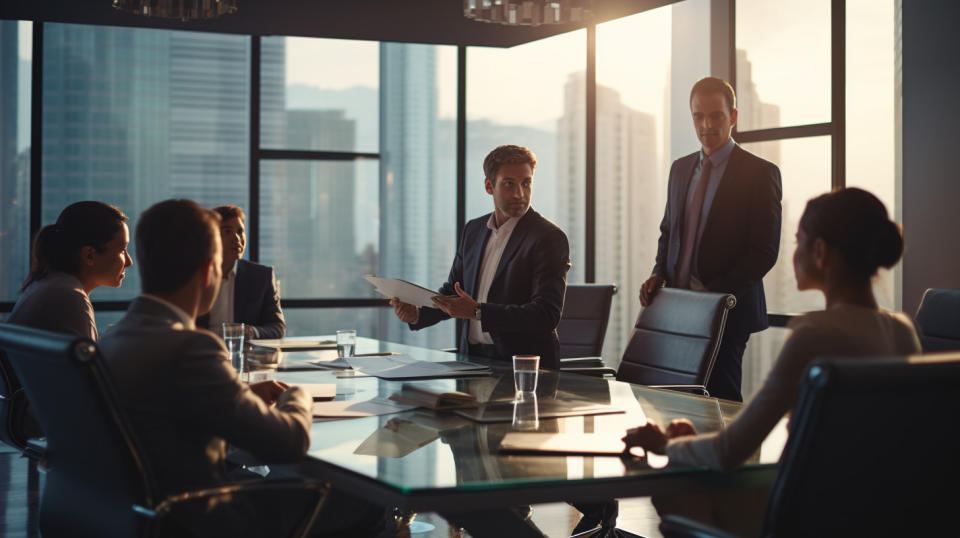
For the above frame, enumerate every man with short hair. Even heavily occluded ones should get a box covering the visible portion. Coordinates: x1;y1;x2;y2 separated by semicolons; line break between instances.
640;77;783;402
197;204;286;339
390;144;571;369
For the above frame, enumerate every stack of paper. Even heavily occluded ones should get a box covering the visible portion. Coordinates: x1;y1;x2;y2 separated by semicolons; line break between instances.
250;338;336;351
363;275;441;308
295;383;336;401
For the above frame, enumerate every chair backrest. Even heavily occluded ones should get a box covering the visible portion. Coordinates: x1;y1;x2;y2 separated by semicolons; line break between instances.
764;353;960;536
0;345;42;450
558;284;617;358
616;288;735;387
0;323;157;538
915;288;960;351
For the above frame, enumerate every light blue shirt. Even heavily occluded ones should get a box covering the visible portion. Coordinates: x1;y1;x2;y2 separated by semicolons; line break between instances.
684;137;736;276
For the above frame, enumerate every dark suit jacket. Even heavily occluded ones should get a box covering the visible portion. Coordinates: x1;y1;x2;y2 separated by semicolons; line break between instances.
99;296;311;496
412;209;571;369
198;259;286;339
653;144;782;336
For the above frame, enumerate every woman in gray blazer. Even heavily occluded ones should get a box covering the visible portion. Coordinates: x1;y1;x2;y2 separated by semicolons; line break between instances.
8;201;132;340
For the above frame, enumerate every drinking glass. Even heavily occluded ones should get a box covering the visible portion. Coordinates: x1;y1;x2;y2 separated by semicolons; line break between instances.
222;322;246;377
512;354;540;395
512;392;539;430
336;329;357;358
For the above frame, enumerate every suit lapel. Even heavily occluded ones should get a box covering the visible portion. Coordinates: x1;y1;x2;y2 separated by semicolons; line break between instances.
674;153;700;228
463;223;491;297
491;209;535;288
700;144;743;241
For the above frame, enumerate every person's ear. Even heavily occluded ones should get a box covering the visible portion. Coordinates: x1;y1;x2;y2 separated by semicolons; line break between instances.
812;237;828;270
201;258;216;288
484;178;494;195
729;107;738;126
80;245;97;266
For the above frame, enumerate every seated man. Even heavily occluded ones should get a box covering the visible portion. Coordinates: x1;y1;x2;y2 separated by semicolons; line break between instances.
390;145;570;369
197;205;285;339
99;199;383;536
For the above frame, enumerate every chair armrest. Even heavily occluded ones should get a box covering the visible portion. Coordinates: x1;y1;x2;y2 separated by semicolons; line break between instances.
24;438;46;463
647;385;710;397
559;356;606;368
659;515;739;538
560;366;618;377
138;478;328;538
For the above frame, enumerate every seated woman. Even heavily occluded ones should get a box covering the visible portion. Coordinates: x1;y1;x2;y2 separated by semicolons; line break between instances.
8;201;132;340
623;188;921;533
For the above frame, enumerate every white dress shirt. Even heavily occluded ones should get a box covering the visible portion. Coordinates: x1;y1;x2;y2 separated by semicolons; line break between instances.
207;260;237;333
468;212;521;345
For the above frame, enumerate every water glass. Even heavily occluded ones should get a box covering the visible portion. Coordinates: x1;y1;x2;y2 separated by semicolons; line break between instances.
512;392;539;430
512;354;540;395
222;322;246;377
336;329;357;358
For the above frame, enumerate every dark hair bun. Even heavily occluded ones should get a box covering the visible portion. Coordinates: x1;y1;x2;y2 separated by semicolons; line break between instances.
874;218;904;269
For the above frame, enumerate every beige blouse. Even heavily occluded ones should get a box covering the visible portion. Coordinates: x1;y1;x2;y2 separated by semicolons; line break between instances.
665;304;921;471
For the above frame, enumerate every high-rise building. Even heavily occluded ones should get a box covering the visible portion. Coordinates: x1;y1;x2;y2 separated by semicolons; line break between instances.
558;72;660;363
0;21;29;301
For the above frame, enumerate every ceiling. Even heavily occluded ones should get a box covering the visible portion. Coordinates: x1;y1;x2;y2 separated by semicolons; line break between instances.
1;0;680;48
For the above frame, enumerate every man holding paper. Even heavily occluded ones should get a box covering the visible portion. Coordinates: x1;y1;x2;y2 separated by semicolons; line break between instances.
390;145;571;369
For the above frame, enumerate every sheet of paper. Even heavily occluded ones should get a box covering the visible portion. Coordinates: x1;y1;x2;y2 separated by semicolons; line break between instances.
295;383;336;400
345;354;491;380
353;418;440;458
250;338;336;351
499;432;629;455
363;275;441;308
311;397;416;418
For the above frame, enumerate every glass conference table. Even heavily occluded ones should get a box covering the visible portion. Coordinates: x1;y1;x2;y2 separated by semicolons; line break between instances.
262;337;781;537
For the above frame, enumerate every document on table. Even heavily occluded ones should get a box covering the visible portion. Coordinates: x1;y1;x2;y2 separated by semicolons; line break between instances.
295;383;336;400
454;398;624;423
311;397;416;419
498;432;631;455
353;418;440;458
363;275;442;308
345;354;491;380
250;338;337;351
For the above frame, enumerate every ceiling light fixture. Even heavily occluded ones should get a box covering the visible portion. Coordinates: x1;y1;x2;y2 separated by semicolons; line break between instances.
112;0;238;21
463;0;593;26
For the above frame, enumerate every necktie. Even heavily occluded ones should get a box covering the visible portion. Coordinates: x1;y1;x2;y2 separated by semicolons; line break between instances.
675;157;713;289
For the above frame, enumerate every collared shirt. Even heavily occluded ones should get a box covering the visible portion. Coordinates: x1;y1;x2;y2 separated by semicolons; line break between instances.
468;212;522;345
140;294;196;330
685;137;736;282
207;260;237;333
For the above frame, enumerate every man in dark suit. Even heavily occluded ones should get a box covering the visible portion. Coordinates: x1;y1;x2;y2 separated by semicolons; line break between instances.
100;199;384;536
197;205;285;339
640;77;782;402
391;145;571;370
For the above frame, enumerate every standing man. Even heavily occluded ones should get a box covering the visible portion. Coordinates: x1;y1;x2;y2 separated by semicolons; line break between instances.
640;77;782;401
390;145;571;370
197;205;286;339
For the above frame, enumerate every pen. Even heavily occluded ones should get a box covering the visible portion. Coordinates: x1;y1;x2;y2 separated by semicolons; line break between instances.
351;352;401;357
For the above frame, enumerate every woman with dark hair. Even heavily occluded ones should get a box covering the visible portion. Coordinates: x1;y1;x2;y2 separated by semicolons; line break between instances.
8;201;132;340
622;188;921;534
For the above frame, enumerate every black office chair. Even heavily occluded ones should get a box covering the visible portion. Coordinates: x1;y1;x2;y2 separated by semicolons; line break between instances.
558;284;617;369
565;288;736;396
915;288;960;351
660;352;960;538
0;323;327;538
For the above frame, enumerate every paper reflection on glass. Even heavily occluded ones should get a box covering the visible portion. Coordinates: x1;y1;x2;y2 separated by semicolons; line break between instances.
512;392;539;430
354;418;440;458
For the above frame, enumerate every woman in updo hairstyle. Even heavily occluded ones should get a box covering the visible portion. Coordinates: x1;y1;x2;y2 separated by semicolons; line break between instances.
8;201;132;340
622;188;921;536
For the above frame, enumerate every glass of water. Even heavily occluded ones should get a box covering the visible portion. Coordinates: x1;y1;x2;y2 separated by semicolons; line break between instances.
512;355;540;396
512;391;539;430
336;329;357;358
221;322;246;377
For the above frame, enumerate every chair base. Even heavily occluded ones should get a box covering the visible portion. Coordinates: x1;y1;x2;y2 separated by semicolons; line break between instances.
571;526;645;538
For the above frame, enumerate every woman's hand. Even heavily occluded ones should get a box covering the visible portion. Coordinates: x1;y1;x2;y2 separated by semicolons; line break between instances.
665;418;697;439
623;421;669;454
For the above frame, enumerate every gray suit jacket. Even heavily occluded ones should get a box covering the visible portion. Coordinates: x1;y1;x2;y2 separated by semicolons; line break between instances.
7;272;98;341
99;296;311;496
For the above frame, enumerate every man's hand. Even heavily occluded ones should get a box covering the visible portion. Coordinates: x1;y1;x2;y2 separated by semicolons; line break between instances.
431;282;478;320
243;325;256;340
249;380;290;406
665;418;697;439
390;297;419;324
639;275;666;306
622;420;669;454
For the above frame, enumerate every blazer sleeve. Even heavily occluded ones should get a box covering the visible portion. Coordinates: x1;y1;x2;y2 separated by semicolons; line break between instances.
174;332;311;463
251;266;285;339
479;227;570;333
705;162;782;294
652;160;679;279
